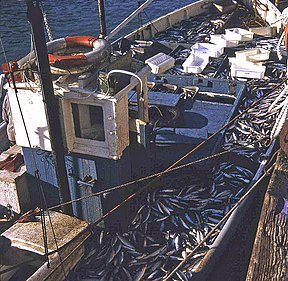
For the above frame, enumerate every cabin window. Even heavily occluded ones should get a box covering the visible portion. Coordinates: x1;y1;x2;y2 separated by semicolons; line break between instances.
71;103;105;141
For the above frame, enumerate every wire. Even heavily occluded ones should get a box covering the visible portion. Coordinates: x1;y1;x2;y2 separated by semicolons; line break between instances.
105;69;143;97
47;78;287;214
39;0;53;41
163;162;276;280
142;9;159;34
91;78;288;227
0;36;51;264
29;16;68;277
1;31;67;277
48;149;230;211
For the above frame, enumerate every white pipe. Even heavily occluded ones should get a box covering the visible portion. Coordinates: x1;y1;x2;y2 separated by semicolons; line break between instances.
106;0;155;41
107;69;143;94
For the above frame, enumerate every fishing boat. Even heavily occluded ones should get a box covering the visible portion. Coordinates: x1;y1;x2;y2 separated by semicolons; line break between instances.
0;0;287;280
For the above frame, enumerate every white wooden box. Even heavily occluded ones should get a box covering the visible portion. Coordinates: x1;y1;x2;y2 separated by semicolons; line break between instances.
145;53;175;74
235;48;270;62
0;148;29;214
61;90;129;160
225;28;254;41
210;34;239;47
182;54;209;73
191;43;224;58
230;63;266;79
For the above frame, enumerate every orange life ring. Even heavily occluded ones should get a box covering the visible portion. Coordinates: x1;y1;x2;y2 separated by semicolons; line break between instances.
47;36;110;68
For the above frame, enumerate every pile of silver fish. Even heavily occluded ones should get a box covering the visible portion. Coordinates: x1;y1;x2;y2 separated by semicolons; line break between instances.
69;169;252;281
224;79;286;157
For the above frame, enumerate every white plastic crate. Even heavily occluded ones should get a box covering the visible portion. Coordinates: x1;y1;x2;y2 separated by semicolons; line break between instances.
229;57;263;68
235;48;270;63
191;43;224;58
182;54;209;74
145;53;175;74
246;48;270;62
230;63;266;79
225;28;254;42
210;34;239;47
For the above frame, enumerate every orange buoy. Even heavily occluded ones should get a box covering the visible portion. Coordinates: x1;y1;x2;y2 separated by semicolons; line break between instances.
48;36;110;68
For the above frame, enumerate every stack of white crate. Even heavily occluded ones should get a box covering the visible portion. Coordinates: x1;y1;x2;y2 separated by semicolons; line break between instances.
145;53;175;74
182;43;224;74
210;27;254;47
229;47;270;79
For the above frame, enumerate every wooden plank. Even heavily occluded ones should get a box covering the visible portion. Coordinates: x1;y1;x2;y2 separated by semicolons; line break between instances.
2;211;89;255
0;146;29;214
246;150;288;281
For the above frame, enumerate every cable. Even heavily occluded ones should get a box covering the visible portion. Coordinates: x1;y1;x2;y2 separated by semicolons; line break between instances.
104;69;143;97
91;78;288;227
49;149;231;211
142;9;159;34
39;0;53;41
1;34;67;277
0;36;51;264
47;78;287;214
163;162;276;280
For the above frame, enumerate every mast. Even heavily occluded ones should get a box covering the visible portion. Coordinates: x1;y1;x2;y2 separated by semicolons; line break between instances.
98;0;107;37
26;0;73;215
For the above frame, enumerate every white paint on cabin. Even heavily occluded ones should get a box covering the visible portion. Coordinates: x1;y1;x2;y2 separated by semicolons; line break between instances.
61;89;129;160
6;67;150;160
7;84;52;151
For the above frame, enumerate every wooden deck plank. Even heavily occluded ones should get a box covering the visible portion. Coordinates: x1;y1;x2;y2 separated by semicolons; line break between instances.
246;150;288;281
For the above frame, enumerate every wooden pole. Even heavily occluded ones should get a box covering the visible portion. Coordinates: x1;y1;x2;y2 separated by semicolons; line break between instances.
98;0;107;37
26;0;73;215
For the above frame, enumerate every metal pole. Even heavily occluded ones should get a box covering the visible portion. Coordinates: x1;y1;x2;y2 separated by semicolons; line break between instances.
138;1;143;28
26;0;73;215
106;0;155;41
98;0;107;37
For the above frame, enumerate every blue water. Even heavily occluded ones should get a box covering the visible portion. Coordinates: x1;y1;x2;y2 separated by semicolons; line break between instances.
0;0;195;66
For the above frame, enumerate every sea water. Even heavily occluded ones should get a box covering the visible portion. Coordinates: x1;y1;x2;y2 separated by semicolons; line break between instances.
0;0;195;65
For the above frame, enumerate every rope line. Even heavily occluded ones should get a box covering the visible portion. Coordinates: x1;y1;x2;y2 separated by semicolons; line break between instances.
142;9;159;33
92;78;287;226
47;78;287;216
1;29;66;277
163;162;276;280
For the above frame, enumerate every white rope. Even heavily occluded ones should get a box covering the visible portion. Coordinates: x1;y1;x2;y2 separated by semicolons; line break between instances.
270;95;288;139
276;31;285;61
40;1;53;41
276;7;288;61
268;83;288;112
